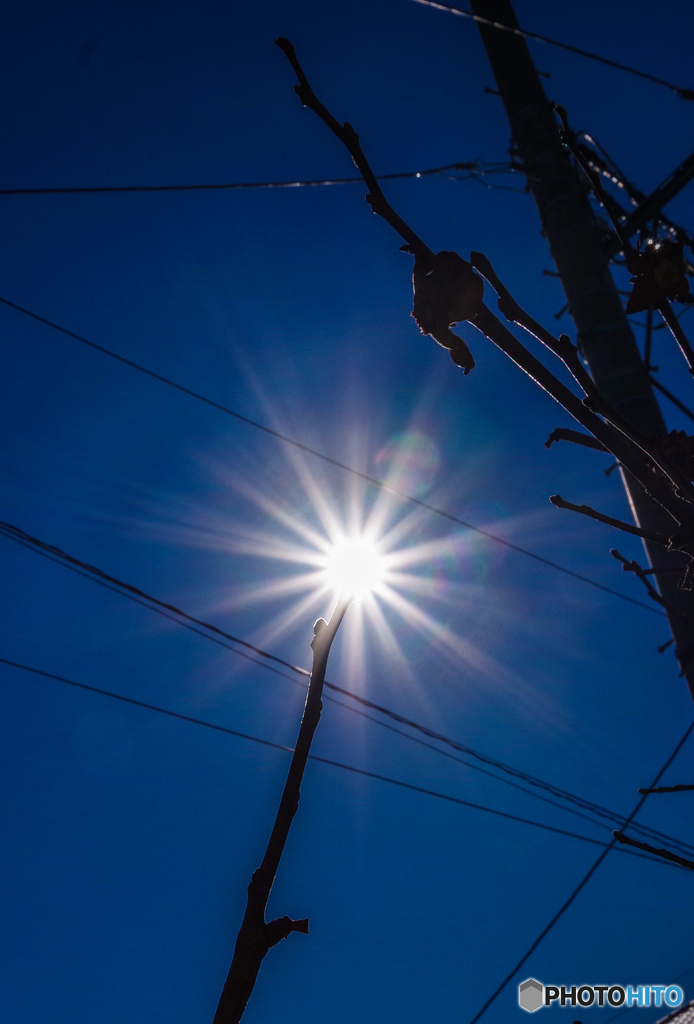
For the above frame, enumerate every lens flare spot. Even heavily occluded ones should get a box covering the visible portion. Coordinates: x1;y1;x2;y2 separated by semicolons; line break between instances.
375;431;440;497
324;537;385;598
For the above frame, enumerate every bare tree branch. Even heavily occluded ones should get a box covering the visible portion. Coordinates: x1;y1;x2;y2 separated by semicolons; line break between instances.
555;104;694;376
276;39;694;551
638;784;694;794
554;105;637;261
274;37;433;261
212;601;350;1024
660;299;694;374
470;307;694;520
549;495;669;545
613;831;694;870
470;250;599;399
545;429;608;453
611;549;694;629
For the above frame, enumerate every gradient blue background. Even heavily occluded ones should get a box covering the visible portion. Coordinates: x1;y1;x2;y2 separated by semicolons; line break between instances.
1;2;693;1022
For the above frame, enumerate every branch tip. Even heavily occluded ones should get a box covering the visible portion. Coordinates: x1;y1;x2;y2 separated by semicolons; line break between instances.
551;497;668;544
265;915;310;948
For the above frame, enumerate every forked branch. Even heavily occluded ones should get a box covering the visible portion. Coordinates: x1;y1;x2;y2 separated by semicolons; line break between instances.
555;103;694;375
276;39;694;553
611;549;694;629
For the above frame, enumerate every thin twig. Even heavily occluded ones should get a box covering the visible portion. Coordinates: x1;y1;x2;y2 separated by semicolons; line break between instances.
470;251;599;398
276;39;694;542
471;306;692;524
275;37;433;262
555;105;637;265
558;108;694;378
581;391;694;506
549;495;669;545
638;784;694;794
613;831;694;870
212;600;350;1024
659;299;694;375
545;428;608;453
611;549;694;630
473;254;688;488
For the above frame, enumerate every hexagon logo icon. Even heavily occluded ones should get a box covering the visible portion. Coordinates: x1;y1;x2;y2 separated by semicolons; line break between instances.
518;978;544;1013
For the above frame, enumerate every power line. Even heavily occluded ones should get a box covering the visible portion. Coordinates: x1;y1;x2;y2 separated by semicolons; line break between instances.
3;518;643;843
0;161;508;196
341;701;694;858
340;702;622;835
467;718;694;1024
0;296;663;617
0;518;309;677
0;521;655;845
2;515;690;856
0;654;683;871
411;0;694;101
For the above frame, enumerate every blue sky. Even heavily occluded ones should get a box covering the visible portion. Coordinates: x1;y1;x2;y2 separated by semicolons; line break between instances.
1;2;694;1022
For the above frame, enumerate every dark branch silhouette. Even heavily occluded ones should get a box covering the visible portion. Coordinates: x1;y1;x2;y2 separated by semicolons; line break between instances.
638;784;694;794
545;429;608;453
212;600;350;1024
276;38;694;560
470;250;600;399
611;549;694;634
266;37;694;1024
275;37;433;261
555;104;694;375
613;831;694;870
549;495;669;545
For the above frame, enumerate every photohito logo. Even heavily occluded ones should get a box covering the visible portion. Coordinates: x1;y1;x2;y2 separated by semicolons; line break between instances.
518;978;684;1013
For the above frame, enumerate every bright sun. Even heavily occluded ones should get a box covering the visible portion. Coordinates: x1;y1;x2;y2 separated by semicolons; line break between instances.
323;536;386;599
182;418;500;686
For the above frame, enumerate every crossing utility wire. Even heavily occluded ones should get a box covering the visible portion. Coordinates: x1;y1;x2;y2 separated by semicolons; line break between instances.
467;718;694;1024
2;515;690;857
0;296;662;617
411;0;694;100
0;655;684;871
3;516;642;843
0;160;511;196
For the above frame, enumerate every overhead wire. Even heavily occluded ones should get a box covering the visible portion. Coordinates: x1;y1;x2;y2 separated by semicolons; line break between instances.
2;519;636;840
2;515;691;857
0;160;513;196
410;0;694;101
1;16;689;995
0;296;663;617
467;718;694;1024
0;655;685;872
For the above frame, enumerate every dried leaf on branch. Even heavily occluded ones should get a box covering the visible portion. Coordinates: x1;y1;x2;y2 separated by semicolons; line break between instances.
411;251;483;372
